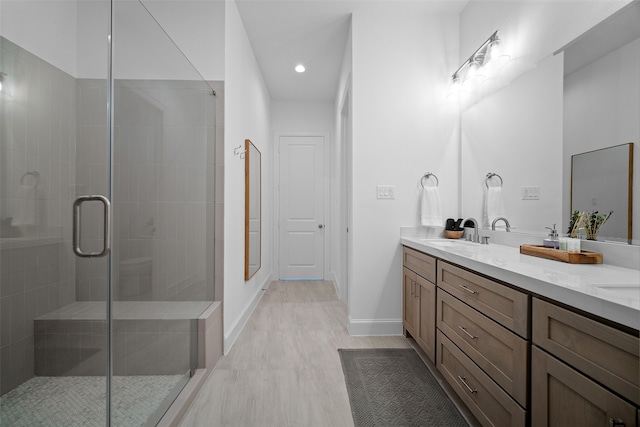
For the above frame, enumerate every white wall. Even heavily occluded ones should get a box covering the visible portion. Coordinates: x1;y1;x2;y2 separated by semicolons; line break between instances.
136;0;225;81
349;7;459;335
271;101;333;132
460;1;630;83
223;0;272;352
0;0;78;76
1;0;224;81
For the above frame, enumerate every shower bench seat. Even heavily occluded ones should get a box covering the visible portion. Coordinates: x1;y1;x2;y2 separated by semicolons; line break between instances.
33;301;221;377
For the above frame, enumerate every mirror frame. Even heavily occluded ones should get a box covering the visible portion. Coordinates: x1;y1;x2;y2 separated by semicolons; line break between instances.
570;142;634;244
244;139;262;280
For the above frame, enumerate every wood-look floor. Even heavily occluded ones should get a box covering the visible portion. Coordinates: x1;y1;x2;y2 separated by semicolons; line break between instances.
179;280;411;427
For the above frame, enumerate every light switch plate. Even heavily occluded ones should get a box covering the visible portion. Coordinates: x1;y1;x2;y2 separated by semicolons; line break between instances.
522;186;540;200
377;185;395;199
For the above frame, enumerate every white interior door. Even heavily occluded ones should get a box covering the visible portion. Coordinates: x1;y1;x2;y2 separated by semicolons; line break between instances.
279;135;325;279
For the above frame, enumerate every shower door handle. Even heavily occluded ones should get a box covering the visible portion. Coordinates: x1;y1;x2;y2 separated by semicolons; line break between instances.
73;195;111;258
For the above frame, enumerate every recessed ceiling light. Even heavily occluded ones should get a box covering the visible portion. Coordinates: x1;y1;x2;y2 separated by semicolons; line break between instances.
295;64;306;73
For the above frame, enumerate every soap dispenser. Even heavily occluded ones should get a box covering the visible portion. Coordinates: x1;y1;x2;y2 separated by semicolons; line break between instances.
543;224;560;249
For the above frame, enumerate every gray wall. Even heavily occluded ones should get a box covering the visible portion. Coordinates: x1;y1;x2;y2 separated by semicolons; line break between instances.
0;36;77;395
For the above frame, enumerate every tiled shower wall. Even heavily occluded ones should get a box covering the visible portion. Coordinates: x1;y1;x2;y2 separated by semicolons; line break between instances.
0;36;77;394
73;79;218;302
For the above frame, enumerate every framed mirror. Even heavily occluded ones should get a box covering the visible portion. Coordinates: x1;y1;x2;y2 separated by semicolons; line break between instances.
571;143;633;244
245;139;262;280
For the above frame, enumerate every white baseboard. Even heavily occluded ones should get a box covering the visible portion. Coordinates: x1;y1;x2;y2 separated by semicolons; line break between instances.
348;318;403;336
223;275;271;354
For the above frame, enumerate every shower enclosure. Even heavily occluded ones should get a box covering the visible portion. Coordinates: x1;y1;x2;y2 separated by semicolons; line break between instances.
0;0;218;425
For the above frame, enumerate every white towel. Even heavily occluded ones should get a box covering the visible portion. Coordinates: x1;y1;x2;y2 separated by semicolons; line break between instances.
483;186;505;228
420;186;443;227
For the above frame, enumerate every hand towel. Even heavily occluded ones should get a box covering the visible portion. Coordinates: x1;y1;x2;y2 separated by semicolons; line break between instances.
420;186;443;227
483;186;505;228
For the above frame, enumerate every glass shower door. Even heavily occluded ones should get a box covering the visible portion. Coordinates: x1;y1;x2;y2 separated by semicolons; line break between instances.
109;1;215;425
1;0;215;424
0;0;112;425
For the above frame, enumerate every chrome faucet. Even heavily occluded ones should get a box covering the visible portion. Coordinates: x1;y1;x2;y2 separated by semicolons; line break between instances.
491;217;511;232
462;218;481;243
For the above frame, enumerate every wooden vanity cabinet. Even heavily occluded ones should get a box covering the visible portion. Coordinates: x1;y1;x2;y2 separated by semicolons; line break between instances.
402;247;436;363
401;245;640;427
532;298;640;427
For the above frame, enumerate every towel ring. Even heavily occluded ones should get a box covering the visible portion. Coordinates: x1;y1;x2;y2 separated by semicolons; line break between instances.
485;172;503;189
20;171;40;186
421;172;439;188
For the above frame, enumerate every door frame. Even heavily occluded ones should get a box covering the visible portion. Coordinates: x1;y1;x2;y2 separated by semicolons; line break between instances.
339;75;352;302
273;132;331;280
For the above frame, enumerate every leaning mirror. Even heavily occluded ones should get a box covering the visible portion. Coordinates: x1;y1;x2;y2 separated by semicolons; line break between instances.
571;143;633;244
245;139;261;280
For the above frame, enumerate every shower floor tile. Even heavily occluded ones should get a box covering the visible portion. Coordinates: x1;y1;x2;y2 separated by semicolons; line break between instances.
0;375;184;427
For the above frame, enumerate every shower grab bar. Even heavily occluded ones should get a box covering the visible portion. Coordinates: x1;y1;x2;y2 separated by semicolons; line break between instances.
73;195;111;258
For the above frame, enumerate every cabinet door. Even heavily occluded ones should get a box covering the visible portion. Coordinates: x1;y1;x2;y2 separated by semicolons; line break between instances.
416;275;436;364
403;267;419;337
533;298;639;406
532;346;637;427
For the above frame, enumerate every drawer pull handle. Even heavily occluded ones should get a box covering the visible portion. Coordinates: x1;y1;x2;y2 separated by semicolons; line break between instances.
609;418;625;427
458;284;478;294
457;375;477;394
459;326;478;339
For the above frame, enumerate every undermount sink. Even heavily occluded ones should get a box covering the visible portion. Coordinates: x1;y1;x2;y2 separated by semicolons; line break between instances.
594;284;640;299
419;239;477;247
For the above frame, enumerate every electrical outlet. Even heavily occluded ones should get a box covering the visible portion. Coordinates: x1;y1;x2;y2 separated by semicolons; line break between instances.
522;186;540;200
377;185;395;199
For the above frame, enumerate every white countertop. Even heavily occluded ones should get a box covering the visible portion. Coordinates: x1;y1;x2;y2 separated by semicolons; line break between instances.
401;236;640;331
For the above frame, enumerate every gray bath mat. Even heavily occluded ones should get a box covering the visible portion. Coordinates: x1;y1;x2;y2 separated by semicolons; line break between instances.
338;348;468;427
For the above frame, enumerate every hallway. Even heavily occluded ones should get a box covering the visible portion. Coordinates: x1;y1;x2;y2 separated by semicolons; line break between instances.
180;281;410;426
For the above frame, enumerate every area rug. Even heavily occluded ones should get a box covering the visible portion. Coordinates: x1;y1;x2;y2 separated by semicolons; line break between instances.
338;348;468;427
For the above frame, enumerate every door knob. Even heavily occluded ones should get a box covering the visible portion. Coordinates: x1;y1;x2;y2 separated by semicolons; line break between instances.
318;224;324;229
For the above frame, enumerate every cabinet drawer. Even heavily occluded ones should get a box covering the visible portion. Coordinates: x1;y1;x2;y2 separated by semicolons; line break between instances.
437;330;526;427
438;261;529;338
403;246;436;283
438;290;529;407
532;346;637;427
533;298;639;405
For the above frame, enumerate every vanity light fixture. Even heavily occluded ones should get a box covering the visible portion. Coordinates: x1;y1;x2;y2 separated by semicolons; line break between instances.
451;31;509;87
295;64;306;73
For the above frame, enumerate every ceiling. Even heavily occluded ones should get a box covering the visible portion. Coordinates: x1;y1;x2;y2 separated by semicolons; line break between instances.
235;0;469;102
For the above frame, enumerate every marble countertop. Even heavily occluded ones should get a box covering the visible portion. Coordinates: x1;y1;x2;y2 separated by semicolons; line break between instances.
401;236;640;330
